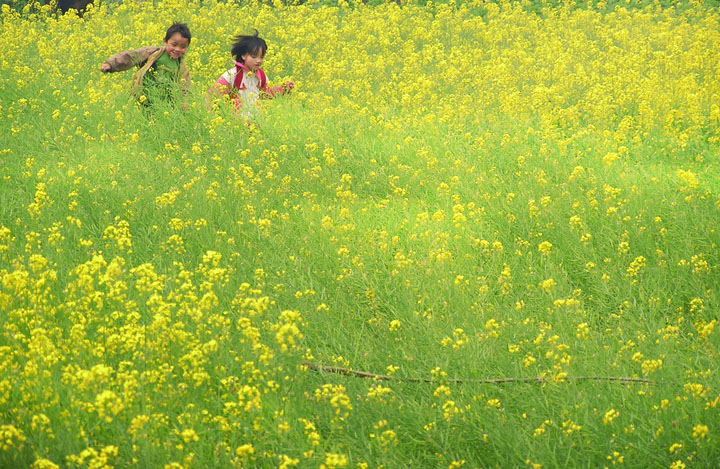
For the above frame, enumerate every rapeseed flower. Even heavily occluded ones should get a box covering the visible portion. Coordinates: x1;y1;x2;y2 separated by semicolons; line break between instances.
1;0;719;467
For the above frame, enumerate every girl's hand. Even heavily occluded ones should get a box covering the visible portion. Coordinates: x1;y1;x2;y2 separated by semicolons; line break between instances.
282;81;294;92
101;63;111;73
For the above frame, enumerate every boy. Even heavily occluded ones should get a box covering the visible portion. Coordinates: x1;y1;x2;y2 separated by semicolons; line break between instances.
101;23;191;106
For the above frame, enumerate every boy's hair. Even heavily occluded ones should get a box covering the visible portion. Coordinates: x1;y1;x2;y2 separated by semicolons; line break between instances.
165;23;192;43
231;30;267;62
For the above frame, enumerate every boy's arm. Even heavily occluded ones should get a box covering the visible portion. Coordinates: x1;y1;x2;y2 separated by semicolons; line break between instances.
179;61;192;94
101;46;160;73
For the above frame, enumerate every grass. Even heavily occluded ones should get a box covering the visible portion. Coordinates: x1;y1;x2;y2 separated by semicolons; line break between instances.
1;0;719;467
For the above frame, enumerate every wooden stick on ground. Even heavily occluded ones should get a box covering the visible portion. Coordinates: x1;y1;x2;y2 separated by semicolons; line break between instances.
301;361;656;385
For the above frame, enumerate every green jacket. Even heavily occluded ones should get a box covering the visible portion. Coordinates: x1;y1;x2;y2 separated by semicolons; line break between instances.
103;46;191;99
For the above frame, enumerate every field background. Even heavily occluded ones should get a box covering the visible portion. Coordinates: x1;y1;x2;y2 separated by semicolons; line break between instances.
1;0;720;467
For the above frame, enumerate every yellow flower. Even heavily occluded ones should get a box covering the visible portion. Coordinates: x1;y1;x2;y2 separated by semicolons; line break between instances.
539;278;557;293
538;241;552;255
31;459;60;469
602;152;619;165
236;443;255;458
320;453;347;469
179;428;199;443
692;424;709;439
603;409;620;425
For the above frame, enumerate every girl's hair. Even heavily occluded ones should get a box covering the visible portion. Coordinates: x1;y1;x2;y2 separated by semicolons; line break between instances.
165;23;192;43
231;30;267;62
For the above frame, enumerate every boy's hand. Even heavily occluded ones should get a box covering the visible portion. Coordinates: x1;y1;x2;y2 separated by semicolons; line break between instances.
100;63;111;73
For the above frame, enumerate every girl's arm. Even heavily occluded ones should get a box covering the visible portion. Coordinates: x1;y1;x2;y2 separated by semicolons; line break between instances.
211;76;233;94
101;46;159;73
206;75;234;108
260;81;294;99
207;76;234;102
209;67;237;97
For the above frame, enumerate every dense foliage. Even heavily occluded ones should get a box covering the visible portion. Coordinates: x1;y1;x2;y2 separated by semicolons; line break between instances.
1;0;719;467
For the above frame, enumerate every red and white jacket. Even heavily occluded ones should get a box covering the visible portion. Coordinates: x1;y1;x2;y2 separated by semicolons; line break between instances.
213;61;288;109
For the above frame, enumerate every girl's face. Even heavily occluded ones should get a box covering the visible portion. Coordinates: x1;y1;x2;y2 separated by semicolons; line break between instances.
242;51;264;71
163;32;189;60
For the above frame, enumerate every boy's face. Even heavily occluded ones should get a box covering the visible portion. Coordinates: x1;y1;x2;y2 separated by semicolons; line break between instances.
242;52;264;72
163;32;189;60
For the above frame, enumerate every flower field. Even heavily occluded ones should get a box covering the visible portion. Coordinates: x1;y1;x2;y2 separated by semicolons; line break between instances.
1;0;719;467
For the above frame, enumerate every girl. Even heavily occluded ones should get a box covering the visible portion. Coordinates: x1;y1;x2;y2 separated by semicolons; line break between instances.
210;30;293;112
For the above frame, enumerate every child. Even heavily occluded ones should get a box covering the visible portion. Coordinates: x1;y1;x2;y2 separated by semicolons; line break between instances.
210;30;293;113
101;23;192;106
